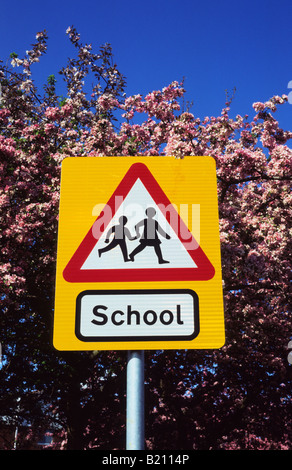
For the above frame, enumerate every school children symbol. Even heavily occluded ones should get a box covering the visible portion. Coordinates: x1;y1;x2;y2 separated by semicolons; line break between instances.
79;178;198;272
98;208;171;265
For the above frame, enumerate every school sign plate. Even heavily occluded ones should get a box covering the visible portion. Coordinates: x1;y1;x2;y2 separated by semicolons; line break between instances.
53;156;225;350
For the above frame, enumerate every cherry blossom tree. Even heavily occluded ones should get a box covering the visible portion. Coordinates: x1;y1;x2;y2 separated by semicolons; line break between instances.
0;28;291;450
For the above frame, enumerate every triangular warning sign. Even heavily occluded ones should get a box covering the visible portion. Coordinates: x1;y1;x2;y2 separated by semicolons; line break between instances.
63;163;215;282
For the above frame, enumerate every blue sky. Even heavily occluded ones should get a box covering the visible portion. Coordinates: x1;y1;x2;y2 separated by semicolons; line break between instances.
1;0;292;130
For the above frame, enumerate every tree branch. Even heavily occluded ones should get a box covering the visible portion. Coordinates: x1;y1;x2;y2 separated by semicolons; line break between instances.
218;174;291;203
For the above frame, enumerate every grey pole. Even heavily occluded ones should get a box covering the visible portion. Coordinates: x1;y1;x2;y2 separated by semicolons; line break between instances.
126;350;145;450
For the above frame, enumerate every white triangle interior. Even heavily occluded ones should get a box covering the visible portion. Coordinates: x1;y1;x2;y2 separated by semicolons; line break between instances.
81;179;197;270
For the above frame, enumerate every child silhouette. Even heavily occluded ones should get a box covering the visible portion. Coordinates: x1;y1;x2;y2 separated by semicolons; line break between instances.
129;207;171;264
98;216;136;262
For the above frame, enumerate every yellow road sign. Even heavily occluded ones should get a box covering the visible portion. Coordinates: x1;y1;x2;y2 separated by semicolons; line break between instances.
53;156;225;350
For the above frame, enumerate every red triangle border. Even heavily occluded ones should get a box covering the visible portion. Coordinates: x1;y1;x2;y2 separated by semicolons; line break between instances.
63;162;215;282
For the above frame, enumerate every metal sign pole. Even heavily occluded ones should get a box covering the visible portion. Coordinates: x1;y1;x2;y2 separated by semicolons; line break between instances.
126;350;145;450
